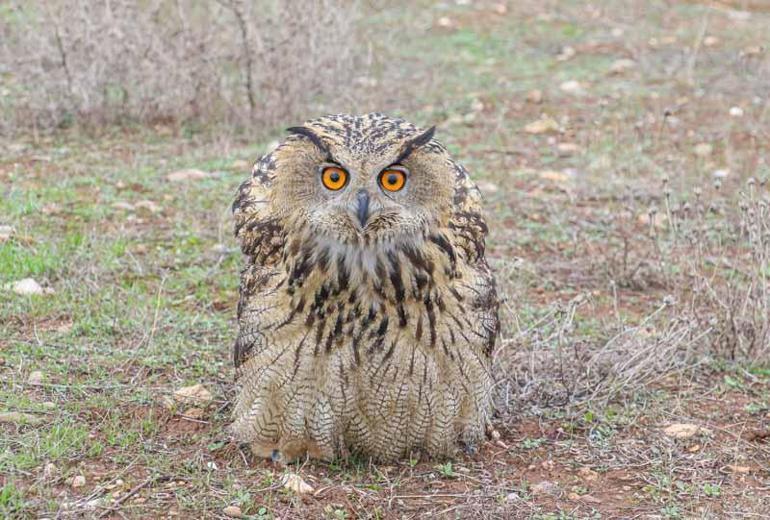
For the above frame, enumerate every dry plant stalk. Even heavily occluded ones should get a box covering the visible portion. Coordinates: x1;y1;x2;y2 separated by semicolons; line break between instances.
494;174;769;416
0;0;362;134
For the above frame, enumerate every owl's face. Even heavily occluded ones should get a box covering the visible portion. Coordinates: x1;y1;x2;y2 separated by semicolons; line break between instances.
269;114;455;247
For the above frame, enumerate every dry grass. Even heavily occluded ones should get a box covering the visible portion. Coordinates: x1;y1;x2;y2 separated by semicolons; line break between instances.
0;0;363;134
494;175;770;417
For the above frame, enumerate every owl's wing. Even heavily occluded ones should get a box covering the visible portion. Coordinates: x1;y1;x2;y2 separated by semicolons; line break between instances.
232;154;285;368
232;153;283;266
446;160;500;355
447;161;489;263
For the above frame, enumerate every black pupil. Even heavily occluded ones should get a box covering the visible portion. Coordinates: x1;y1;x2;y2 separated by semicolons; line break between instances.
329;171;340;183
387;173;399;185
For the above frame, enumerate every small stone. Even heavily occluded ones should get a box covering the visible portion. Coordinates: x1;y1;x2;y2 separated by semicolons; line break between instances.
223;505;243;518
557;46;576;61
713;169;730;179
43;462;57;478
703;35;719;47
556;142;581;156
282;473;314;494
166;169;209;182
173;384;213;406
437;16;453;28
610;58;637;75
211;243;231;255
694;143;713;157
0;225;15;243
559;80;585;95
729;106;744;117
71;475;86;488
10;278;49;296
662;423;710;439
526;89;543;104
524;117;559;134
28;371;44;385
111;201;135;211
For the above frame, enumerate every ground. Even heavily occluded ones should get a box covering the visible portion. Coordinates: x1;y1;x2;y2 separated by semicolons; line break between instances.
1;1;769;518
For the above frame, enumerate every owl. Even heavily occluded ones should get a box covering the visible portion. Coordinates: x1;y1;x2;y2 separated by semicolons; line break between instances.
231;113;499;463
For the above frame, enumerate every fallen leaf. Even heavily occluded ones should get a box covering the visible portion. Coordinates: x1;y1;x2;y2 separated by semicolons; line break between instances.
694;143;713;157
531;480;560;496
166;169;210;182
578;467;598;481
726;465;751;474
436;16;453;28
282;473;314;494
173;384;213;406
539;170;571;183
526;89;543;104
703;35;719;47
524;117;560;134
70;475;86;489
134;200;161;214
662;423;710;439
223;505;243;518
0;411;44;425
182;407;206;419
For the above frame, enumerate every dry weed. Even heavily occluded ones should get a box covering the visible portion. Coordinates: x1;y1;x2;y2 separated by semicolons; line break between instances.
0;0;363;134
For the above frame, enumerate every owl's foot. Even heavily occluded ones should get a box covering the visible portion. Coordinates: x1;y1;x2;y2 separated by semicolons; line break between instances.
460;441;478;456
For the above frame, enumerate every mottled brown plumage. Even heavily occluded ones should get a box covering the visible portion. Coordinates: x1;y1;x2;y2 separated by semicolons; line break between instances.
231;113;499;462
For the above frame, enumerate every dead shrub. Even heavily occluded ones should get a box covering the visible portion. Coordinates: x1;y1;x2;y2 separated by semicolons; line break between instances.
0;0;363;134
494;174;769;416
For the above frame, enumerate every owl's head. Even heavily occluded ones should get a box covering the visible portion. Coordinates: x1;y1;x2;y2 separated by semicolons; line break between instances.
267;113;456;247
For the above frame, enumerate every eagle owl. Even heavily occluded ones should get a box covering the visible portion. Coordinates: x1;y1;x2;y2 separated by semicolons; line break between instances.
231;113;499;463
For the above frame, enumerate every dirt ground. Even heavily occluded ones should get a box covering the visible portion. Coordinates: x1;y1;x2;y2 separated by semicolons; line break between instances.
2;1;769;518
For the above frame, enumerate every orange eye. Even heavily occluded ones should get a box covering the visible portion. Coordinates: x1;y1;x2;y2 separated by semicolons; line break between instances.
321;166;347;190
379;169;406;192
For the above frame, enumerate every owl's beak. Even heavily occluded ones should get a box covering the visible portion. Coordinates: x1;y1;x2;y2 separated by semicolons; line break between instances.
355;190;370;228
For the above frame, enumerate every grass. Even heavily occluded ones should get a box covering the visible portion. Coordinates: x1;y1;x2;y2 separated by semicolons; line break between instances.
1;1;770;518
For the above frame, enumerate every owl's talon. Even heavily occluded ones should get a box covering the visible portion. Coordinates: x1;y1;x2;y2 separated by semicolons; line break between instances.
461;442;478;456
271;449;283;463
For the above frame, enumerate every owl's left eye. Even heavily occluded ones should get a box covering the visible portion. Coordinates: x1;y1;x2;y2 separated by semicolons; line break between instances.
321;166;348;191
379;168;407;192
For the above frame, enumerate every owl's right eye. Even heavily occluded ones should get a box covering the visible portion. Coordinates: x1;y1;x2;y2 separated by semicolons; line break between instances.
321;166;348;191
